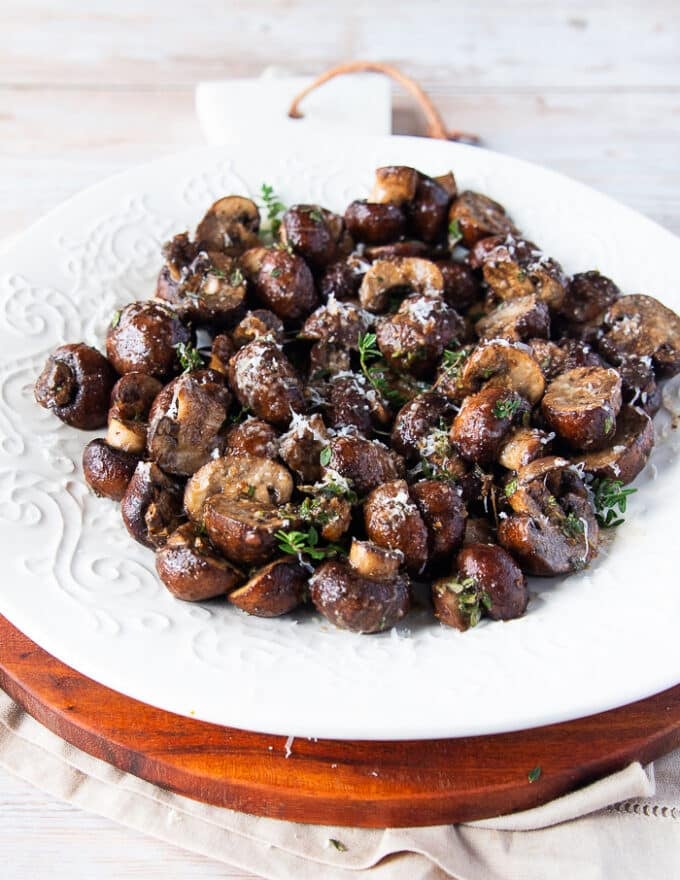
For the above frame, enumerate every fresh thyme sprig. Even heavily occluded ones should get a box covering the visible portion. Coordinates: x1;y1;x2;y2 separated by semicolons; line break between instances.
275;525;344;561
260;183;286;237
441;576;492;628
561;511;585;539
357;332;405;404
174;341;204;373
591;478;637;527
492;396;522;420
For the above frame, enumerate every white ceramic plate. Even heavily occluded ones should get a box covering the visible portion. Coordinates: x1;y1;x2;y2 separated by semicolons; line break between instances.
1;135;679;741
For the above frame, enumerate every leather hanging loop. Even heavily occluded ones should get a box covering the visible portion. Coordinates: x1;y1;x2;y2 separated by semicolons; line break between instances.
287;60;480;145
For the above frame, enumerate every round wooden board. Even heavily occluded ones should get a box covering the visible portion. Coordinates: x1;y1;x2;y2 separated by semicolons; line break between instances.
0;615;678;828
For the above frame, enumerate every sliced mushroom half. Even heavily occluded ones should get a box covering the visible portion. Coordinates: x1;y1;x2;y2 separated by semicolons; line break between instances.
358;257;444;312
195;195;260;254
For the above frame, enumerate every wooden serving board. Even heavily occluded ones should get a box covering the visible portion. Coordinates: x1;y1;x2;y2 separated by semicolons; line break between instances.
0;614;678;828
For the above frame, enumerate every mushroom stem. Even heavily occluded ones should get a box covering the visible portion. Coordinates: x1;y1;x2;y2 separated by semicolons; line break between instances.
287;61;480;145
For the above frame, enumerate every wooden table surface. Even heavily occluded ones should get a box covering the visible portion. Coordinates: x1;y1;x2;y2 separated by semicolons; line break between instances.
1;1;679;877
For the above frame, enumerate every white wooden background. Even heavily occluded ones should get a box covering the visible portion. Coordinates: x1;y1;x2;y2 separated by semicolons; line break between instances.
1;1;679;877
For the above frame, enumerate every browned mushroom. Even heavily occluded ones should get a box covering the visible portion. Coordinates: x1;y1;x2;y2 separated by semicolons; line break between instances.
106;301;192;380
155;523;243;601
456;340;545;404
448;191;519;247
146;370;231;476
450;386;529;464
224;417;280;459
278;413;331;482
82;438;139;501
408;173;453;243
35;343;116;430
319;258;364;301
358;257;444;313
364;480;429;575
325;435;405;496
106;372;163;454
348;539;403;579
475;235;568;310
344;200;406;244
280;205;351;270
410;480;467;570
433;543;527;630
228;337;306;427
435;260;482;312
121;461;184;549
156;250;248;326
231;309;285;348
376;294;464;377
248;248;317;321
309;557;410;633
369;166;419;204
498;457;599;575
559;270;620;327
599;294;680;376
390;392;451;462
574;405;654;485
228;558;308;617
195;195;261;254
323;372;390;437
498;426;554;471
541;366;622;450
183;453;294;524
475;294;550;342
203;496;298;566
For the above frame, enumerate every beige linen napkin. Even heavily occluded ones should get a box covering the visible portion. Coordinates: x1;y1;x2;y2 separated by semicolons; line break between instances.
1;687;679;879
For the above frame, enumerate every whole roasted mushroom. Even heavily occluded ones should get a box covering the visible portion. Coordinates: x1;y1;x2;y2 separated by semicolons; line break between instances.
376;294;464;377
280;205;352;270
228;338;306;427
228;558;308;617
448;191;519;247
106;372;163;455
433;543;527;630
156;523;243;601
106;301;192;380
156;249;247;326
309;552;410;634
343;200;406;244
35;343;116;430
121;461;184;549
248;248;317;321
82;438;139;501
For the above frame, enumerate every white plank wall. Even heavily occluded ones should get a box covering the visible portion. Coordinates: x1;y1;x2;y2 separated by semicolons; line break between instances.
0;1;678;877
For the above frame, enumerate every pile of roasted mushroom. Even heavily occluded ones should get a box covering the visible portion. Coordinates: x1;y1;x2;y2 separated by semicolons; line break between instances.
34;165;680;634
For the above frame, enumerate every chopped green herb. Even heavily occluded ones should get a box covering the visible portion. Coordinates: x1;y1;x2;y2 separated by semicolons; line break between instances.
604;414;614;434
505;478;518;498
174;341;204;373
305;207;324;223
230;267;244;287
357;331;404;404
209;268;227;279
492;396;522;420
561;511;585;539
448;218;462;244
246;484;256;498
260;183;286;237
320;446;332;467
110;309;122;329
329;839;348;852
275;526;344;561
441;576;488;627
270;267;282;278
528;766;542;783
591;478;637;528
